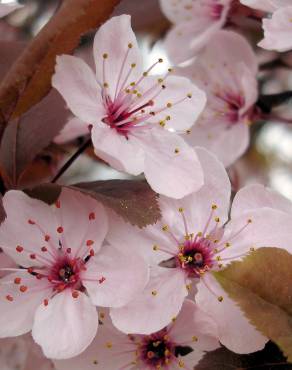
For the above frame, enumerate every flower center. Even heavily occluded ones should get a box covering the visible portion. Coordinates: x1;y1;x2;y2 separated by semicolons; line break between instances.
58;264;75;283
140;331;174;368
176;238;215;278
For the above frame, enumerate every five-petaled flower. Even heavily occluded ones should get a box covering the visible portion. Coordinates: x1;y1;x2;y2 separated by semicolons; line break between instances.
107;147;292;354
177;30;259;167
52;14;207;199
54;300;219;370
0;189;149;359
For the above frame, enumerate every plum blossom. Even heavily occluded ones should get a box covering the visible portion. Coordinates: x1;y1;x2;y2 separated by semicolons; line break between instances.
259;6;292;52
54;300;219;370
240;0;292;52
176;30;259;167
107;147;292;353
0;189;148;359
0;2;22;18
52;15;206;199
159;0;260;64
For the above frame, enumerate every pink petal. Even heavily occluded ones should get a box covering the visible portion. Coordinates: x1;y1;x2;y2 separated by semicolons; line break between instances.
136;127;204;199
196;275;267;353
258;6;292;52
55;188;108;257
147;75;206;131
0;272;50;337
221;208;292;261
93;15;143;99
54;314;137;370
54;117;90;144
231;184;292;218
83;243;149;308
52;55;105;124
106;209;175;266
0;3;22;18
0;191;58;267
169;299;219;351
32;290;98;359
110;267;188;334
186;122;250;168
91;123;145;176
239;0;276;11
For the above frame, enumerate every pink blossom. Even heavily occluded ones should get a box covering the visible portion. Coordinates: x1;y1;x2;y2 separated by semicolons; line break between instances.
54;300;219;370
0;189;148;359
240;0;292;52
160;0;232;64
52;15;206;199
107;147;292;353
0;334;54;370
258;6;292;52
176;31;259;167
0;2;22;18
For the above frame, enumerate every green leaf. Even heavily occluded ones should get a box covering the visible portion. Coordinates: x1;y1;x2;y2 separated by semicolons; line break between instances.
214;247;292;362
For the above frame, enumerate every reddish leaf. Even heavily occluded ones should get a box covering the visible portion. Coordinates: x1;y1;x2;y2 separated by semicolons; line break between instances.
0;0;121;124
0;90;68;188
197;342;292;370
25;180;161;228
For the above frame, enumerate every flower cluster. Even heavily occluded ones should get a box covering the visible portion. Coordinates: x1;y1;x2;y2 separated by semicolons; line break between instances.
0;2;292;369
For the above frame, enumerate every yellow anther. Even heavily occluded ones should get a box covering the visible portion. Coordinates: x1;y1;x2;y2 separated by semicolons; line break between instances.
179;360;185;368
125;88;131;93
212;204;218;210
186;284;192;291
197;232;203;237
192;336;198;342
131;63;136;68
218;296;224;302
168;68;173;72
99;312;105;319
216;256;221;261
130;82;136;86
167;102;172;108
215;217;220;223
172;316;177;322
158;58;163;63
187;93;192;98
103;82;109;88
225;242;231;247
128;43;133;48
137;93;142;98
186;129;191;134
248;219;252;223
158;78;164;83
178;207;184;213
159;121;166;127
153;245;159;251
93;360;98;365
151;290;158;296
166;115;171;121
162;225;168;231
102;53;108;59
174;148;180;154
250;247;255;252
106;342;112;349
143;72;148;77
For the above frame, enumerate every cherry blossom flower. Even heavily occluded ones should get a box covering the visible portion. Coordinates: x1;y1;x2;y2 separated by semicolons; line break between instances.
176;30;258;167
54;300;219;370
52;15;206;199
107;147;292;353
258;6;292;52
0;189;148;359
0;2;22;18
240;0;292;52
159;0;259;64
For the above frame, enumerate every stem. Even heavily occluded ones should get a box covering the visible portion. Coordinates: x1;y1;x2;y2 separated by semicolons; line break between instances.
51;138;92;183
263;114;292;125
